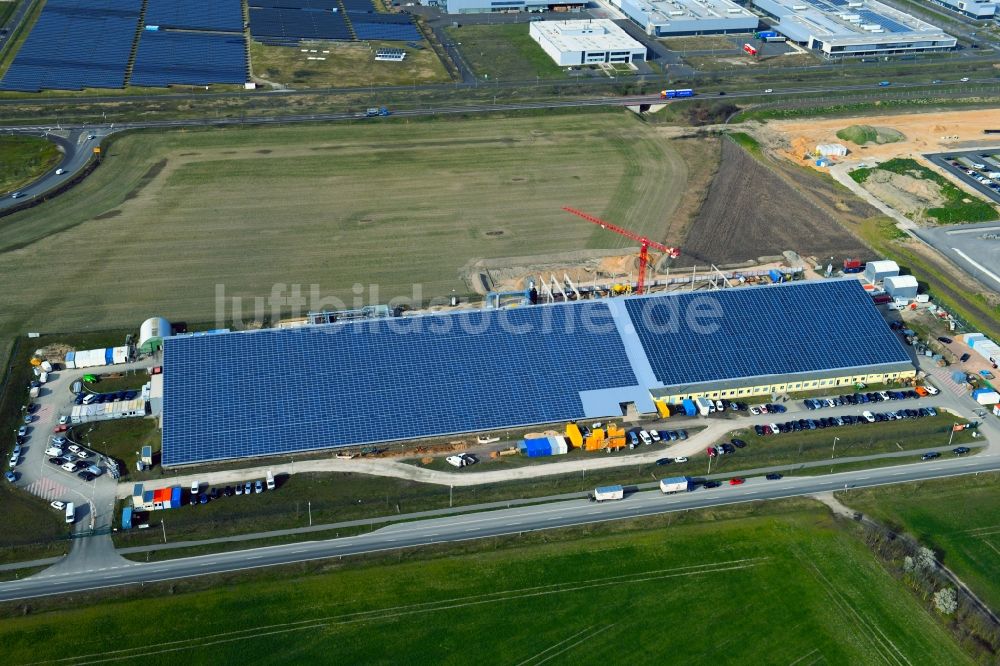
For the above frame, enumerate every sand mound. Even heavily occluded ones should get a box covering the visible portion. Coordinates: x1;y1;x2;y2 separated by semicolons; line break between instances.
836;125;905;146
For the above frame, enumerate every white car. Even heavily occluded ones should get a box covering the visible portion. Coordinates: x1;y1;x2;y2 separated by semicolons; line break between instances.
649;430;662;442
714;400;724;412
60;462;76;472
55;168;64;175
960;77;970;82
53;436;67;445
878;391;890;401
639;430;653;445
862;411;876;423
749;406;761;416
17;425;28;437
191;481;200;494
45;446;64;457
58;415;69;425
50;500;66;511
764;88;773;93
67;443;81;453
445;455;467;468
924;384;939;395
674;456;688;463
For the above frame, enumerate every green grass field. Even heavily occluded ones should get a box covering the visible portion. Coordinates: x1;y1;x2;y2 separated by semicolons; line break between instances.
840;472;1000;611
447;24;567;81
0;113;702;342
5;501;974;664
0;134;60;195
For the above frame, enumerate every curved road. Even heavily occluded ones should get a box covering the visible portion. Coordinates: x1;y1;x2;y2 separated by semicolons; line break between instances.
1;451;997;602
1;75;994;211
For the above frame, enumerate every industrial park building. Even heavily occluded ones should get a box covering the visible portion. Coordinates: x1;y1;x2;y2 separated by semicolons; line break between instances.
612;0;758;36
929;0;998;19
529;20;647;66
753;0;956;58
159;280;913;467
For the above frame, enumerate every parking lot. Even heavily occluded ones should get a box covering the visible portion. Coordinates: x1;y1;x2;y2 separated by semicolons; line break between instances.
925;149;1000;205
912;221;1000;291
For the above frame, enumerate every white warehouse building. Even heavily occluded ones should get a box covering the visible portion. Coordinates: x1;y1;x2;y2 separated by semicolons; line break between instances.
611;0;758;36
530;20;647;66
929;0;998;19
753;0;956;58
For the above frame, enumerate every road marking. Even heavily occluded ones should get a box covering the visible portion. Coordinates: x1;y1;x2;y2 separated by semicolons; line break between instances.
246;555;263;560
951;248;1000;287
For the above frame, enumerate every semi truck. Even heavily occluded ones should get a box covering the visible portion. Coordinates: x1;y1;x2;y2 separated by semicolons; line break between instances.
591;485;624;502
659;89;694;99
659;476;690;494
365;106;391;117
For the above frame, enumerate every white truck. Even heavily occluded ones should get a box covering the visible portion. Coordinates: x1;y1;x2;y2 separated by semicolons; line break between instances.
266;470;276;490
592;485;624;502
695;396;714;416
659;477;691;494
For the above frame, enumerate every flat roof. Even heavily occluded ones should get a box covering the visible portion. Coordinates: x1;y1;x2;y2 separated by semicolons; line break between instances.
623;0;757;25
757;0;952;45
161;280;911;466
530;20;645;53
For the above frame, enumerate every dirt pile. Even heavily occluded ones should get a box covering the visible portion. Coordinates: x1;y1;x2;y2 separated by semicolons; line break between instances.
861;170;946;218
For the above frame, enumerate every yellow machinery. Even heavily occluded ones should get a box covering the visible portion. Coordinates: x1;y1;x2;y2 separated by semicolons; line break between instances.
565;422;583;448
655;400;671;418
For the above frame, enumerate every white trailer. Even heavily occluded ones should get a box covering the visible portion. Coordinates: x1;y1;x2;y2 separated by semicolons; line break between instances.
695;396;713;416
659;477;690;494
592;485;624;502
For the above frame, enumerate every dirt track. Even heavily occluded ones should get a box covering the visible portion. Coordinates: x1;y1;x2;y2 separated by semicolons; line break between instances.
680;139;871;265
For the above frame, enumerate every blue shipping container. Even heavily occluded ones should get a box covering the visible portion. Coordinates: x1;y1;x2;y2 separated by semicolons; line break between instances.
170;486;182;508
519;437;552;457
769;269;783;283
105;348;114;364
682;399;697;416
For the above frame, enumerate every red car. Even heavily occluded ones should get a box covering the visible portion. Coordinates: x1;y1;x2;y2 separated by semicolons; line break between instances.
761;425;773;435
729;478;745;486
53;424;69;433
706;446;717;457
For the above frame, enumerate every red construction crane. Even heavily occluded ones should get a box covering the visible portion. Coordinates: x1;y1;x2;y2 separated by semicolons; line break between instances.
562;206;680;295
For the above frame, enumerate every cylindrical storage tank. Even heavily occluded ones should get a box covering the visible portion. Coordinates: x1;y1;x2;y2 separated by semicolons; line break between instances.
139;317;172;354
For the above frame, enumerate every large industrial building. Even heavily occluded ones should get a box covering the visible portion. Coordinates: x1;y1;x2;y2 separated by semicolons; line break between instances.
930;0;998;19
753;0;956;57
613;0;759;36
160;280;913;467
530;20;647;66
420;0;584;14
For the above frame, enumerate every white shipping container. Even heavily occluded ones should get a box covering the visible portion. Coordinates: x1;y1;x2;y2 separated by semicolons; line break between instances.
71;405;82;424
975;391;1000;405
39;371;48;384
112;346;129;364
41;360;53;372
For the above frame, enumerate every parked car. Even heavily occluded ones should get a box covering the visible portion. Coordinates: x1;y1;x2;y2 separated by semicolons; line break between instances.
77;471;96;481
677;430;688;440
674;456;689;463
706;446;717;457
656;458;673;466
937;336;953;344
765;473;783;480
224;486;234;497
731;438;747;449
649;430;662;443
50;500;66;511
639;430;653;446
861;411;876;423
952;446;970;455
255;480;264;494
48;457;66;465
244;482;252;495
4;471;15;483
235;484;244;496
728;478;745;486
921;451;941;460
960;353;971;363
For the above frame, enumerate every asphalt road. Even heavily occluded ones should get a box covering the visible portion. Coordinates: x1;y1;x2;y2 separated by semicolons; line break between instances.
1;74;994;208
1;451;996;602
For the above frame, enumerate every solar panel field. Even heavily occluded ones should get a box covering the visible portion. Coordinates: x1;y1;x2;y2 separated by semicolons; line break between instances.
0;112;706;352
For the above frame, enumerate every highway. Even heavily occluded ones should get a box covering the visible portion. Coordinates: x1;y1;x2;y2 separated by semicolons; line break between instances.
0;451;996;602
2;75;995;213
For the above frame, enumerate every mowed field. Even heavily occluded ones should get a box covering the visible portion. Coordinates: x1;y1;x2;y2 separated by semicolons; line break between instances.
0;503;972;664
0;113;699;340
841;472;1000;611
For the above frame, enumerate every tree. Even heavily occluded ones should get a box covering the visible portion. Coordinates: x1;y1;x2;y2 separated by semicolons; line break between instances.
916;547;937;570
934;588;958;615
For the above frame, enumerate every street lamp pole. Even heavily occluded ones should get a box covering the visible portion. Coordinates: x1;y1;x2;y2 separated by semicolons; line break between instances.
948;423;956;448
831;436;840;459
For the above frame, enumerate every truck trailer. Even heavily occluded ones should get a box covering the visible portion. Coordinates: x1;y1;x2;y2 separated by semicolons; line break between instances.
592;485;624;502
659;476;690;494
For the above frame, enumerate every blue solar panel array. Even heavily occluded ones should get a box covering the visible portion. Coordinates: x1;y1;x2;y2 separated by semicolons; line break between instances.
857;9;910;32
624;281;911;389
248;0;421;43
162;303;638;466
144;0;244;32
249;7;352;42
0;0;142;92
352;22;421;41
132;32;248;87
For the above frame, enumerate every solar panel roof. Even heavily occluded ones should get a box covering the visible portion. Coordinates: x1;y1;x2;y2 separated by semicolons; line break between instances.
623;280;911;390
857;9;910;32
162;303;639;466
144;0;244;32
131;31;248;86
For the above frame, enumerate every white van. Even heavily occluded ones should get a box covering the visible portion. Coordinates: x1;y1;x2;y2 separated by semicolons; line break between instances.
65;502;75;524
82;393;97;405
